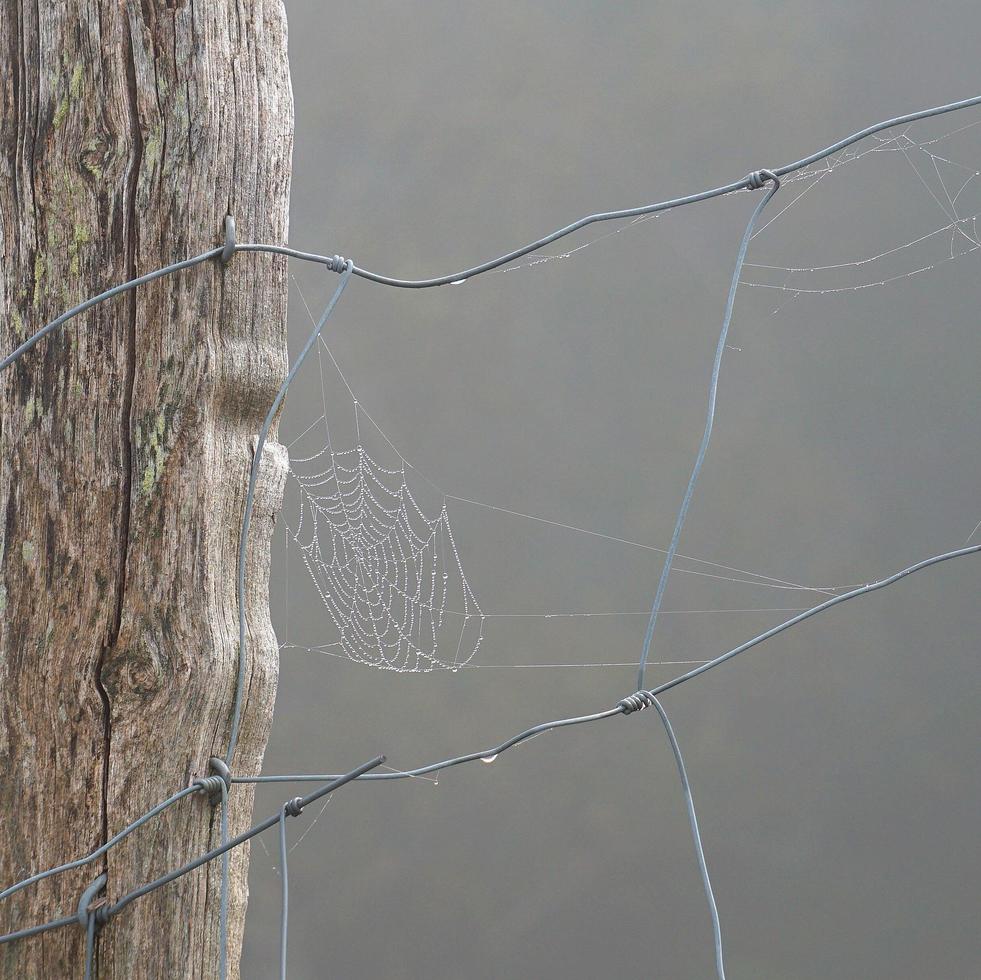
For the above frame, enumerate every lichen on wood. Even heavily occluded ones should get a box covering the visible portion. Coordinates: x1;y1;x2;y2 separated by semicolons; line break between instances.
0;2;294;976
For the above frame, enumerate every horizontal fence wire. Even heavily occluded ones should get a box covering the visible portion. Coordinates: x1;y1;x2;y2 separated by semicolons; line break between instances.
0;759;386;940
1;93;980;979
228;542;981;785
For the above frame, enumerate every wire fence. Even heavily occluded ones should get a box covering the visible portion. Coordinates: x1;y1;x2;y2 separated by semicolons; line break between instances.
2;93;980;979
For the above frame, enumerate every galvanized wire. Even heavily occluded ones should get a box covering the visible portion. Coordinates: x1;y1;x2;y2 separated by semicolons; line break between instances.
78;873;106;980
3;541;975;956
217;775;230;980
241;94;981;289
648;696;725;980
0;758;384;951
83;910;97;980
232;541;981;788
0;785;200;903
637;171;780;692
98;757;384;922
1;94;979;976
225;261;354;768
279;804;293;980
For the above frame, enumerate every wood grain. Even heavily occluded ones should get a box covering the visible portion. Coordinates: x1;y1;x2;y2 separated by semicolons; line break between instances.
0;1;293;975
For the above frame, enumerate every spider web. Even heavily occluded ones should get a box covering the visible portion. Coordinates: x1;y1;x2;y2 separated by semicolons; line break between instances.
287;439;482;672
282;313;483;673
276;111;981;676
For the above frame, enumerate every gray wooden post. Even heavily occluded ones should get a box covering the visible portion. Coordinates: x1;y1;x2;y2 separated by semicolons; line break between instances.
0;2;293;975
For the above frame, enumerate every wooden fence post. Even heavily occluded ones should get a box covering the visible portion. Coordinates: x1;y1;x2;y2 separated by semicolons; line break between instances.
0;2;293;975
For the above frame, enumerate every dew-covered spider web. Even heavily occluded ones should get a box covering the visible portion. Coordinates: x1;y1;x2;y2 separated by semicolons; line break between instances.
287;442;483;672
276;110;981;676
283;329;483;672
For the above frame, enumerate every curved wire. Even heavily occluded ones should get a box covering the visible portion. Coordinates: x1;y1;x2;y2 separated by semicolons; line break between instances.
99;756;384;923
637;173;780;691
219;262;354;980
0;758;384;950
3;95;979;381
1;93;980;970
83;910;97;980
648;696;725;980
1;541;977;950
217;777;230;980
0;785;199;903
235;542;981;787
241;94;981;289
225;261;353;764
0;247;223;374
279;804;291;980
236;704;629;784
646;542;981;699
0;914;78;947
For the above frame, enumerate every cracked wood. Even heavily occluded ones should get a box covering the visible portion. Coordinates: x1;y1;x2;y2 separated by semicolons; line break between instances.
0;1;293;976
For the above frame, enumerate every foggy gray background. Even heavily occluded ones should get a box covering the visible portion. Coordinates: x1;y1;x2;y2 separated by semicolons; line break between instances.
242;3;980;977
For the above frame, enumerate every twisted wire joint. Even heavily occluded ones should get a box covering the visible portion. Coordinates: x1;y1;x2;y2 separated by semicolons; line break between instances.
618;690;658;714
744;169;780;191
192;757;232;801
193;774;227;796
284;797;304;818
76;873;108;928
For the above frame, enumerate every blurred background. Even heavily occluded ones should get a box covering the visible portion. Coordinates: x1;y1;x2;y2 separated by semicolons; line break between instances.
242;3;981;977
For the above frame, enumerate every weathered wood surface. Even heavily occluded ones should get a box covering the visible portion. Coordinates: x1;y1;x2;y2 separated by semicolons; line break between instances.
0;1;293;976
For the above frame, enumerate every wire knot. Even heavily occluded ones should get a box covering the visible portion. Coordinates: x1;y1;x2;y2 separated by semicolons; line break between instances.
284;797;304;818
618;690;657;714
193;774;227;796
193;757;232;801
744;169;779;191
76;873;107;928
328;255;351;273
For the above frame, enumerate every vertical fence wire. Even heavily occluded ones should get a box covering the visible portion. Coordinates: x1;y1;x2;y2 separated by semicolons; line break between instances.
637;171;780;691
0;94;979;976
